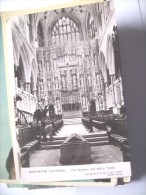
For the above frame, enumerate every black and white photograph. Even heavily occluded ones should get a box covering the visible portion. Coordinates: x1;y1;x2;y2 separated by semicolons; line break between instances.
6;0;131;182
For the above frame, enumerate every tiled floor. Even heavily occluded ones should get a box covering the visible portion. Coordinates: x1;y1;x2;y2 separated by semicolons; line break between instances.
30;145;123;167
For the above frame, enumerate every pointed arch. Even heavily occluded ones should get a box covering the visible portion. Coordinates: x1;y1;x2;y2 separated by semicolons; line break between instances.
48;12;83;45
19;45;30;82
12;31;19;67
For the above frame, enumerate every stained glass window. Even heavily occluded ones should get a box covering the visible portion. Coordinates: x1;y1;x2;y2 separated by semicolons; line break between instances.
51;16;80;45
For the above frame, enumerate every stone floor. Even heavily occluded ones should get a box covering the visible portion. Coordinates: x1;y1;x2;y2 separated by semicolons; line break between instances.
55;118;100;137
30;145;123;167
56;123;89;137
56;118;89;137
29;119;123;167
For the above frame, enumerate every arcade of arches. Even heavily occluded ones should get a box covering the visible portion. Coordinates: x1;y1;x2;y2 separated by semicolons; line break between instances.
12;1;125;124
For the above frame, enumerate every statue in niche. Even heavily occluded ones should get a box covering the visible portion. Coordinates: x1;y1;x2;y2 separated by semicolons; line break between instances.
47;78;51;90
96;73;100;85
88;75;92;86
46;60;50;71
69;50;71;60
40;79;43;91
80;75;84;86
56;98;61;111
53;59;57;70
55;77;59;90
87;57;90;67
67;24;70;32
72;74;77;88
38;60;42;73
62;75;66;89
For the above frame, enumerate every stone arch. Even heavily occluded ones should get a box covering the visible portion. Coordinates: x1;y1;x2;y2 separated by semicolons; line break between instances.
19;45;30;82
35;12;44;37
12;31;19;68
48;12;83;45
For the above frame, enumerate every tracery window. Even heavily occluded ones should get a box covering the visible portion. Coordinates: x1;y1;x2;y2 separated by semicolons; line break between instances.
51;16;80;45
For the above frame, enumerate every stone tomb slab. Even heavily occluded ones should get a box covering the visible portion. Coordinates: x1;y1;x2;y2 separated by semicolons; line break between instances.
59;133;92;165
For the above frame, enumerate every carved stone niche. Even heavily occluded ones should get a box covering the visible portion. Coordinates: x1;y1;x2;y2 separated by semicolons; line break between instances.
59;133;92;165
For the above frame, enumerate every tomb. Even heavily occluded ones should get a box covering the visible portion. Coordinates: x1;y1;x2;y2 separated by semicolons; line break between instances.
59;133;92;165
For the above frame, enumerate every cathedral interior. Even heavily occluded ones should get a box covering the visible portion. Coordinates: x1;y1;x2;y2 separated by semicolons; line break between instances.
10;0;130;167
